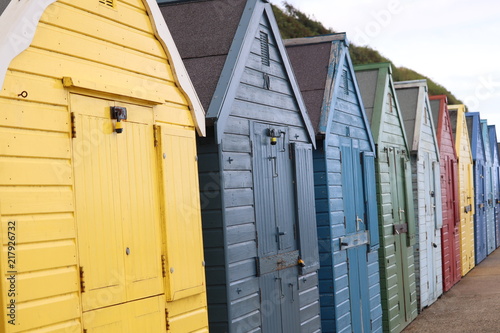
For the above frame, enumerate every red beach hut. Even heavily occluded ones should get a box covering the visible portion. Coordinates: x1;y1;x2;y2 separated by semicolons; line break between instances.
430;95;461;291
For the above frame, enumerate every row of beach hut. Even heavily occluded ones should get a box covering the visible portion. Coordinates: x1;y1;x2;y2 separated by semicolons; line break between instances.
0;0;499;332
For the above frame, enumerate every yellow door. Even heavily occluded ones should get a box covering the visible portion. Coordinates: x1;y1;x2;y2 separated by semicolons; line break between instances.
157;126;205;301
72;94;163;313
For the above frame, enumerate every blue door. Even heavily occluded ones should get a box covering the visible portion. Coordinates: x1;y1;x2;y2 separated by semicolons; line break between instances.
475;163;487;264
341;142;371;332
252;122;300;332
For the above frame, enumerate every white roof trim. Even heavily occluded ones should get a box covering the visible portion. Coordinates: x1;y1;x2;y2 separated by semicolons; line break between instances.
0;0;206;136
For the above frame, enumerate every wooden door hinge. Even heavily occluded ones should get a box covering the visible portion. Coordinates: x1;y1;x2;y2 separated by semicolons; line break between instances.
71;112;76;138
79;266;85;293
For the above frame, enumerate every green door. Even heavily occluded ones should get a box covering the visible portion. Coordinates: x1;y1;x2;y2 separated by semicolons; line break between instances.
388;147;415;331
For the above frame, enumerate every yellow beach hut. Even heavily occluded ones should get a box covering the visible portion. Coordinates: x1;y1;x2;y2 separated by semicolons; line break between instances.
448;104;475;275
0;0;208;332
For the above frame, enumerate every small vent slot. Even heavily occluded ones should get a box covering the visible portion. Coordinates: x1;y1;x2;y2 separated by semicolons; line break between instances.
342;70;348;95
99;0;114;8
260;32;270;66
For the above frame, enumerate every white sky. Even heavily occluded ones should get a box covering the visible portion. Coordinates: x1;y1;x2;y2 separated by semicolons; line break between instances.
272;0;500;139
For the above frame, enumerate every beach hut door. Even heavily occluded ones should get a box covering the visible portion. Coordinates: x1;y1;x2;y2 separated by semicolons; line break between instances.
340;143;371;332
252;122;300;332
71;94;164;328
389;148;414;322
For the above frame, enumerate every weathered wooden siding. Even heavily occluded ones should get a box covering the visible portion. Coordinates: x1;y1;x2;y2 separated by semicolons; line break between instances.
449;106;475;275
489;126;500;249
212;14;319;332
397;86;442;311
481;120;496;255
414;116;442;310
197;136;228;331
318;62;381;333
376;90;418;332
430;97;461;292
467;114;487;265
0;1;206;332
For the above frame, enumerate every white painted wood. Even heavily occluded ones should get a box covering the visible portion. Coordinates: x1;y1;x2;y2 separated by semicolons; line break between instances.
396;81;443;311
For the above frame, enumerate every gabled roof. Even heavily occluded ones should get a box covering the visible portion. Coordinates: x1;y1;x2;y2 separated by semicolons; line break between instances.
466;112;486;161
284;33;375;151
430;95;457;159
488;125;498;164
160;0;315;145
429;95;448;134
395;80;439;159
481;119;491;164
0;1;7;16
448;104;467;143
354;62;410;150
0;0;206;135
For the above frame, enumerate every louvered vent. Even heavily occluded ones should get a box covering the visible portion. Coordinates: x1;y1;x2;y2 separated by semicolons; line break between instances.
99;0;114;8
260;32;270;66
343;70;348;95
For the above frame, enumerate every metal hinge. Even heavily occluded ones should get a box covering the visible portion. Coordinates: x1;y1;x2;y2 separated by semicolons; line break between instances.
161;255;167;278
165;309;170;331
259;288;262;303
70;112;76;138
79;266;85;293
153;125;160;147
339;150;342;163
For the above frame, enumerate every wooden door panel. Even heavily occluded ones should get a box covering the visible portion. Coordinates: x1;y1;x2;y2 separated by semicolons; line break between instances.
73;112;126;311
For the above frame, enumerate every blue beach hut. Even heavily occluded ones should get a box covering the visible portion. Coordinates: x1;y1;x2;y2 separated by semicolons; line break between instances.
159;1;322;331
466;112;487;264
286;33;383;333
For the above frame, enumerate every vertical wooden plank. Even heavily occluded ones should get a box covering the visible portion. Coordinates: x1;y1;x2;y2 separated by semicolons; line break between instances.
363;152;379;251
292;142;320;274
158;125;205;301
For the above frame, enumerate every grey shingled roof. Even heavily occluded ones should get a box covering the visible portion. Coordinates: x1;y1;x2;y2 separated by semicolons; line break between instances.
285;41;332;134
0;0;8;16
159;0;247;110
448;109;458;142
466;115;473;145
430;99;440;133
395;86;419;151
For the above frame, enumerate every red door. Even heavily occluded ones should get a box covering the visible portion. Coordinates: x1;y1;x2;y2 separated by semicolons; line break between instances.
441;156;461;291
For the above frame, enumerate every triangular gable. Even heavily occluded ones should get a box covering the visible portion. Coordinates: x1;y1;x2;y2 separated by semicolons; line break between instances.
489;125;498;164
430;95;458;160
481;120;492;164
214;0;316;145
355;63;410;152
284;33;375;152
395;80;440;160
0;0;206;135
449;104;473;162
161;0;315;145
466;112;486;161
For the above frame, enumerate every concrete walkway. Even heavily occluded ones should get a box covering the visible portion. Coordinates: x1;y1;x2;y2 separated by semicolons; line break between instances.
403;249;500;332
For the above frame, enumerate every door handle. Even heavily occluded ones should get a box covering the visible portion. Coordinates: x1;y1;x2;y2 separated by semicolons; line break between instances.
399;208;405;221
276;227;286;248
269;156;278;177
356;216;364;231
